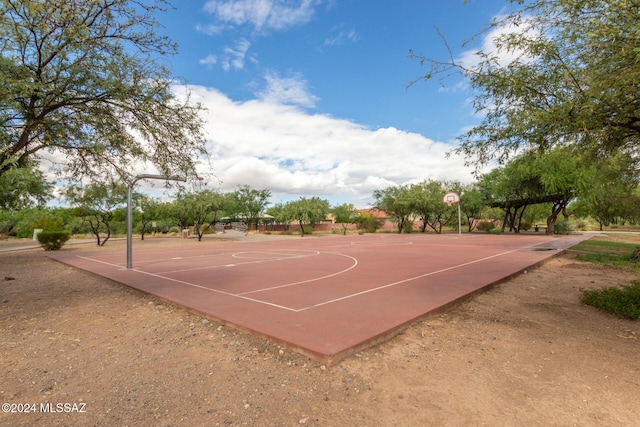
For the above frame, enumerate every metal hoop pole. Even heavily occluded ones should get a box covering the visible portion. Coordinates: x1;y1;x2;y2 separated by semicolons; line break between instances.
127;174;186;269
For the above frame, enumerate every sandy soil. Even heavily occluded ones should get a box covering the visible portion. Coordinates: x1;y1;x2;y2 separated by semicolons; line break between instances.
1;233;639;426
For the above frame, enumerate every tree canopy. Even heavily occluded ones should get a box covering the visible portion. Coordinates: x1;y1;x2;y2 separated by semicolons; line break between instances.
282;197;330;236
172;190;229;241
229;185;272;231
373;185;414;233
414;0;640;168
0;161;51;210
65;182;127;246
0;0;206;182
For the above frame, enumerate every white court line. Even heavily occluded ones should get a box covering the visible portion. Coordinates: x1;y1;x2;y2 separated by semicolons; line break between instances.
75;255;300;312
236;252;358;296
75;239;556;313
232;250;318;259
349;241;414;246
124;249;316;269
293;239;557;312
76;255;127;269
155;250;320;274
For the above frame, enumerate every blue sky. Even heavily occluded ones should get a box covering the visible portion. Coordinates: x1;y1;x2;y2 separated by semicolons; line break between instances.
147;0;515;207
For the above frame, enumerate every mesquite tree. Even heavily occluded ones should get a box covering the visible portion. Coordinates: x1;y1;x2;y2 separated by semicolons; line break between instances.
0;0;206;182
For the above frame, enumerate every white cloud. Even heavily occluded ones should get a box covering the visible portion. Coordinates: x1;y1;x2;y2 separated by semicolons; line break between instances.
256;71;319;108
183;84;475;208
203;0;319;32
199;54;218;66
324;25;358;47
40;82;479;208
221;38;252;71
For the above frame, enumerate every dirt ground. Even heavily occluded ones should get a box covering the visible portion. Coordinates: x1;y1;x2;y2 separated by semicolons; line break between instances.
1;233;639;427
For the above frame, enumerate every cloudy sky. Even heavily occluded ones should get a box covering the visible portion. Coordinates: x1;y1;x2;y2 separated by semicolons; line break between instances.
150;0;515;208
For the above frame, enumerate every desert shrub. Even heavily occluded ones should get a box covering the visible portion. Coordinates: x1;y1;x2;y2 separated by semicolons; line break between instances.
476;220;497;233
354;213;383;233
580;281;640;320
10;208;52;238
554;219;574;234
32;215;65;232
519;220;533;231
36;230;71;251
573;218;589;231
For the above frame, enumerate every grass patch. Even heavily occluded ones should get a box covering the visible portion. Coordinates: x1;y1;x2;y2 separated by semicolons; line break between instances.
571;239;640;269
580;282;640;320
573;236;640;319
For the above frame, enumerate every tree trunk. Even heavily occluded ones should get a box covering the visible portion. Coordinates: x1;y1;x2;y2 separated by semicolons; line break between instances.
546;202;564;235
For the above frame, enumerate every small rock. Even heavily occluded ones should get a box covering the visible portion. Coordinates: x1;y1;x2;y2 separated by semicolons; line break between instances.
4;276;15;281
299;417;309;424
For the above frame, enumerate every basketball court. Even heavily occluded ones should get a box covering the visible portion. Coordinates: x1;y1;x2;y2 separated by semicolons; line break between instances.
49;232;591;364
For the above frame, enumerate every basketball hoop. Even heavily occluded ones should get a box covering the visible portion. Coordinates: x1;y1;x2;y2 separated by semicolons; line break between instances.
443;192;462;235
443;192;460;205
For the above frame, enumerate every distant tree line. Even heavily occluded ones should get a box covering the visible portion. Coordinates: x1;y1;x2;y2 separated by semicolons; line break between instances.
3;144;639;246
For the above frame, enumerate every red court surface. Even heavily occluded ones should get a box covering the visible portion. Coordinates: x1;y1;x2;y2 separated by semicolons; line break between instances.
49;232;592;364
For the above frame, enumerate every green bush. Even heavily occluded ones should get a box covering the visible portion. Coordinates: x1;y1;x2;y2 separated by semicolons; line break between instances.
574;218;590;231
580;281;640;320
554;219;574;234
477;220;497;233
36;230;71;251
519;220;533;231
353;213;383;233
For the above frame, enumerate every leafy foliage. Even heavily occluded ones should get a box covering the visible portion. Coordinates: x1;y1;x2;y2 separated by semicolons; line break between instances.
228;186;271;232
373;185;414;233
283;197;330;236
414;0;640;168
352;212;383;233
172;190;229;241
65;183;127;246
0;0;206;181
1;206;61;237
0;163;51;210
572;152;640;230
36;230;71;251
478;147;589;233
331;203;356;235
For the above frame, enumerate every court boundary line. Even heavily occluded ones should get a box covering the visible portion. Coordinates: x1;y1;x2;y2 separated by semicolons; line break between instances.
236;251;358;296
76;255;302;312
75;238;556;313
297;241;551;311
157;250;322;274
